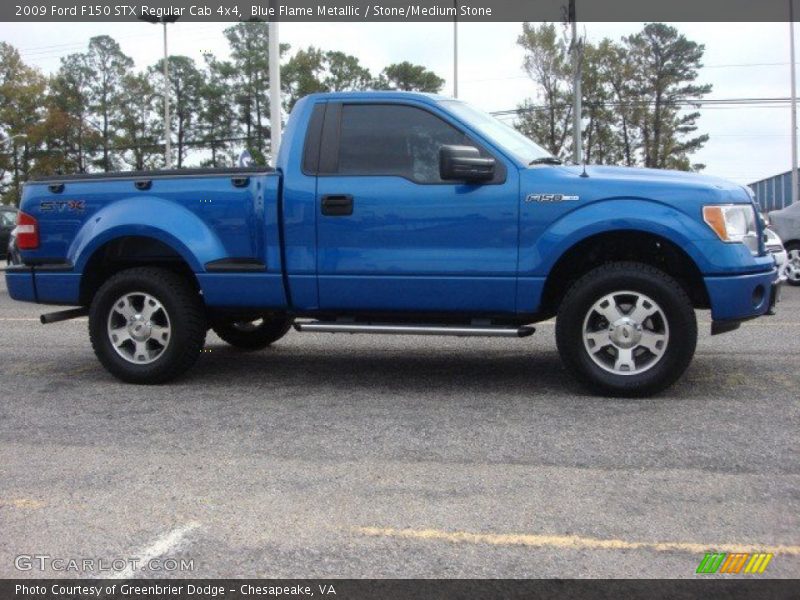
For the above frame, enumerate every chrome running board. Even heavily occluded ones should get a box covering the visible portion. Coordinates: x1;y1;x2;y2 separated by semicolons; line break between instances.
293;321;535;338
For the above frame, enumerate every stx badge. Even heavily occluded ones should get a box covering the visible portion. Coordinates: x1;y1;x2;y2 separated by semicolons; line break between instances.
526;193;580;202
40;200;85;212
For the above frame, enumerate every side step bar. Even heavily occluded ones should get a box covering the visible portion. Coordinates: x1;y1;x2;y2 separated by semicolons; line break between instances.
294;321;535;338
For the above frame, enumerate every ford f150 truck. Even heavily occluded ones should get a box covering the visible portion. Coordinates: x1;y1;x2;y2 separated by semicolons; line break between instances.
4;92;780;396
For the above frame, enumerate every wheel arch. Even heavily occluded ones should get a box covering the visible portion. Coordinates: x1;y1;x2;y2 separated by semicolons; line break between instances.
78;235;200;306
540;229;710;315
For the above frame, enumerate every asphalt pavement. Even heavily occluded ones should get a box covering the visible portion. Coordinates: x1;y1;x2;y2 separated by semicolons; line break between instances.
0;277;798;579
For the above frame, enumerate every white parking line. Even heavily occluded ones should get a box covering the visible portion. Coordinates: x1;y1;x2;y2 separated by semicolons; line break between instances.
105;522;200;579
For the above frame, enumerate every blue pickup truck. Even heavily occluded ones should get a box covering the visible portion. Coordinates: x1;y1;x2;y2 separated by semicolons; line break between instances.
4;91;780;396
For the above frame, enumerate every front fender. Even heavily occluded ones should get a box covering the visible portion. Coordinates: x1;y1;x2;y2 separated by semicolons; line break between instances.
522;198;744;277
69;195;228;272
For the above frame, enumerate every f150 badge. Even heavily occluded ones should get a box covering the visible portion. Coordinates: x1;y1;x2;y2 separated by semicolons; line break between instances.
40;200;85;212
526;193;580;202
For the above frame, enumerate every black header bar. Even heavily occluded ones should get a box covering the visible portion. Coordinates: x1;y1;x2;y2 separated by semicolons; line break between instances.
4;0;800;22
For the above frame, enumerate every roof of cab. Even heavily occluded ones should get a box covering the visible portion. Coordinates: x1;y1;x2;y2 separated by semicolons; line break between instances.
301;90;451;104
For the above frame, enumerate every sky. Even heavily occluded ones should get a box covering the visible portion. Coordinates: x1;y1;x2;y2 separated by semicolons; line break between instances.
0;20;796;185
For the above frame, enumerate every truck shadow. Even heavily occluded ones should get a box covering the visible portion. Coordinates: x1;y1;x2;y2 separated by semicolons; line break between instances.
190;342;582;397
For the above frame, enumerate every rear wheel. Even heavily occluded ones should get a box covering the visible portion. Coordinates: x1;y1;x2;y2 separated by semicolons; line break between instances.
556;262;697;397
785;242;800;286
89;267;206;384
211;314;293;350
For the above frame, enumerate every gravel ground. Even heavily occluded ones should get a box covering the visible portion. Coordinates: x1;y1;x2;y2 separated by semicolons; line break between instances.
0;277;797;579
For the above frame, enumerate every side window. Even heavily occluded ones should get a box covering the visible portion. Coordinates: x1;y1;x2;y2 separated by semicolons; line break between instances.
337;104;475;184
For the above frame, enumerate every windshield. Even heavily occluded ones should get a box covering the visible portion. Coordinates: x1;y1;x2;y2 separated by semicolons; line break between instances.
440;100;555;165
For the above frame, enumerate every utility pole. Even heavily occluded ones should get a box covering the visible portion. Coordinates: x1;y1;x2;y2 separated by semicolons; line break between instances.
453;0;458;98
791;0;798;204
570;0;582;165
269;0;281;166
162;21;172;169
139;15;178;169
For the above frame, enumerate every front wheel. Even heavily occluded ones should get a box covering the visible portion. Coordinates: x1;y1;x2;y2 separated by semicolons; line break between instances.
89;267;207;384
211;314;293;350
555;262;697;397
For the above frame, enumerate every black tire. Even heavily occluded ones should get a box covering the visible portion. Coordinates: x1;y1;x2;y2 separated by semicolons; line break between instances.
89;267;206;384
211;314;293;350
555;262;697;397
784;242;800;287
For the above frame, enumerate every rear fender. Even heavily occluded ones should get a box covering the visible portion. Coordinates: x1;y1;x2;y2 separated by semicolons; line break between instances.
69;196;227;272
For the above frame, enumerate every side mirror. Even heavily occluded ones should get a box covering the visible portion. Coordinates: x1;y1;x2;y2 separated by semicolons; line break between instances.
439;145;495;183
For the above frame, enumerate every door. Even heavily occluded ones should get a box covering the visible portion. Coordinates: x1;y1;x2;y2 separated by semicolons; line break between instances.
315;102;519;314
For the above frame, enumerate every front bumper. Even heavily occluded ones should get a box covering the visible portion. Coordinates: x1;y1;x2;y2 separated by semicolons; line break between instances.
704;267;780;323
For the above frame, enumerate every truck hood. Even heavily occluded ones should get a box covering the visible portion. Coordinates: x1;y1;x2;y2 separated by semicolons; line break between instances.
525;164;752;206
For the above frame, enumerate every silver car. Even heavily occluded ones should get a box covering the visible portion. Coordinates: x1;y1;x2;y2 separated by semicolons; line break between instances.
768;202;800;285
764;227;788;281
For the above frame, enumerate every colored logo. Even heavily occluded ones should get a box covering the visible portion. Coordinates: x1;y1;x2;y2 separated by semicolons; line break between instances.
696;552;773;574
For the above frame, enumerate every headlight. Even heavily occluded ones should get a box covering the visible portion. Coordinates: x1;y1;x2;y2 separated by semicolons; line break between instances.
703;204;759;255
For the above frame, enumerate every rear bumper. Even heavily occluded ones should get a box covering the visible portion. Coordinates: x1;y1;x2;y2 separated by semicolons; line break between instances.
5;267;37;302
704;267;780;322
4;265;81;305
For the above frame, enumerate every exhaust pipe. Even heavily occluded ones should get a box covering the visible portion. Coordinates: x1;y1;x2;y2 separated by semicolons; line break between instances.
40;307;89;325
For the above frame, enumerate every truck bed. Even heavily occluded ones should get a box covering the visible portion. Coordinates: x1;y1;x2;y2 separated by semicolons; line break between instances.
13;166;285;309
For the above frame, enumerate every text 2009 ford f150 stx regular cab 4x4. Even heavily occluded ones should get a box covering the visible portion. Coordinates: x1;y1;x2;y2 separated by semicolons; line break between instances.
4;92;781;396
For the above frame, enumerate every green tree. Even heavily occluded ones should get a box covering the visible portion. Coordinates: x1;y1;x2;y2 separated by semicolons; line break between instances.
624;23;711;170
47;52;100;174
198;53;237;168
223;20;289;162
375;61;444;92
593;38;642;166
84;35;134;172
150;56;205;168
0;42;47;205
581;41;621;164
113;73;160;170
515;22;573;158
282;47;373;110
514;22;710;170
282;47;327;110
324;51;372;91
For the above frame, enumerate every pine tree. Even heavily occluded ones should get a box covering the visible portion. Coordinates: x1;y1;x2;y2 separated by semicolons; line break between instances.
375;62;445;92
150;56;205;168
0;42;47;205
624;23;711;170
515;22;573;158
84;35;134;172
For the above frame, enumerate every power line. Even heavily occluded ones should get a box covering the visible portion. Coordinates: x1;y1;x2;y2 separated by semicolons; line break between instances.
490;96;797;117
14;25;226;61
461;61;792;84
